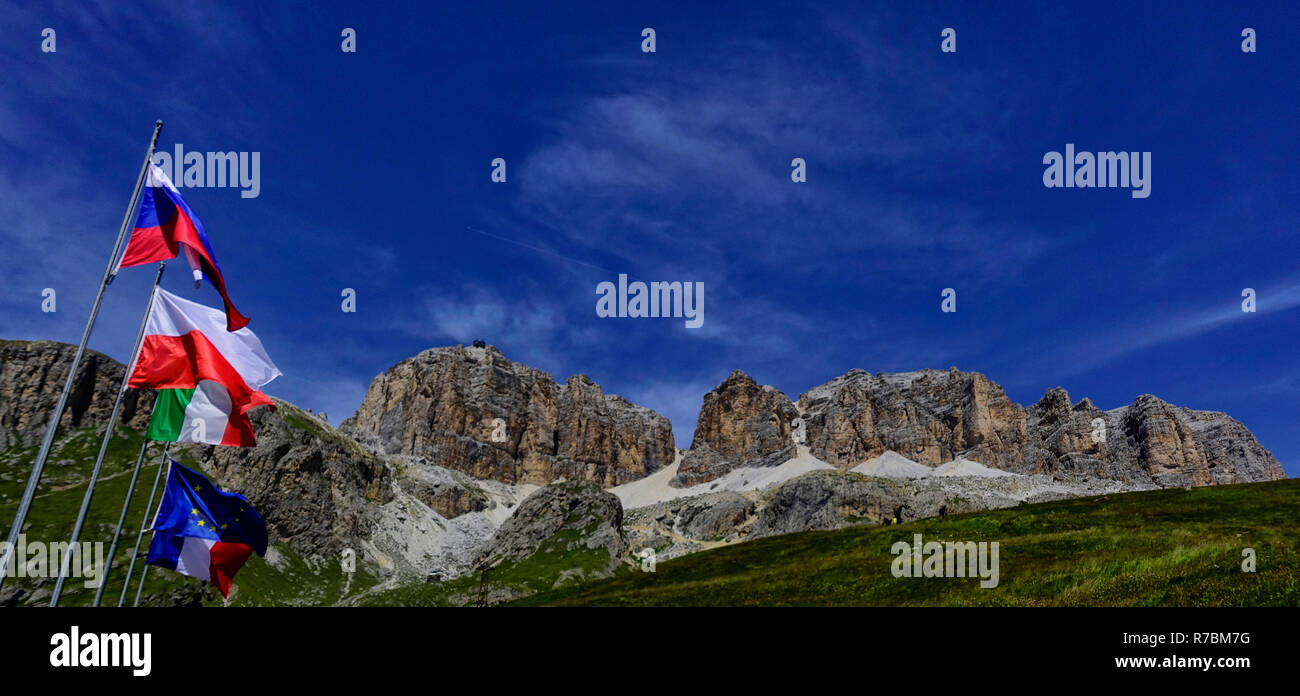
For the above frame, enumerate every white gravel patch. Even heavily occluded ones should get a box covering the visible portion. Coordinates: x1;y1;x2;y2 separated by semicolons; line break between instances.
850;451;934;478
612;446;834;509
931;457;1017;478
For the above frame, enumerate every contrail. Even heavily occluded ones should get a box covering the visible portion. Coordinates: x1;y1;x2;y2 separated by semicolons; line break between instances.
465;226;615;273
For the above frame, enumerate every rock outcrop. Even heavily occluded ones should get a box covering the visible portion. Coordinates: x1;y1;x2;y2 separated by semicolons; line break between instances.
394;458;489;519
797;369;1285;488
746;467;1144;539
341;346;674;487
797;368;1031;471
626;490;757;546
194;400;392;557
474;481;628;601
0;340;154;450
750;471;959;538
478;481;626;570
674;370;798;487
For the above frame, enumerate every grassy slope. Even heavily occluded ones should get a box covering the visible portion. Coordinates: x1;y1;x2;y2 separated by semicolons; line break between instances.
519;478;1300;607
360;528;622;607
8;422;1296;608
0;427;199;605
0;425;377;607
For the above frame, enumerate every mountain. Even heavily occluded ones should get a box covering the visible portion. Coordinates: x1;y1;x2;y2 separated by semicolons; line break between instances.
341;345;674;487
0;340;155;451
797;368;1284;487
521;477;1300;607
669;367;1284;488
0;339;1286;606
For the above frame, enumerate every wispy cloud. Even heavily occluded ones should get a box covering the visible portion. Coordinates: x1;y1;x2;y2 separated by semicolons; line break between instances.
1012;275;1300;383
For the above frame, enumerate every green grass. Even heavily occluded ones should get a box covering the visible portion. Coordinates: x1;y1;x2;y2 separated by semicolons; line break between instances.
360;528;621;606
517;478;1300;606
0;427;376;607
9;425;1296;608
0;427;201;605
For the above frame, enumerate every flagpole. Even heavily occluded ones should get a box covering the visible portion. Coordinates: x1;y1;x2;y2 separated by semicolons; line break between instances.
93;436;153;607
0;120;163;590
131;456;172;608
116;441;169;606
50;262;166;606
131;556;152;607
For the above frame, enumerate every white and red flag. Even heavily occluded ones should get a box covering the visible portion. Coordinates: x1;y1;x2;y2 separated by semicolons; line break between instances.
128;288;280;446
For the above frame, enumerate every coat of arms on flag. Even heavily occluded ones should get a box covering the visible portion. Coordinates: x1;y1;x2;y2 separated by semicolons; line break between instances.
146;461;268;597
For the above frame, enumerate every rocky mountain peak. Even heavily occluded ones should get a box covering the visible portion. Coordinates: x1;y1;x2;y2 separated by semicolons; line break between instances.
0;340;155;450
341;345;674;487
782;366;1285;487
673;370;798;487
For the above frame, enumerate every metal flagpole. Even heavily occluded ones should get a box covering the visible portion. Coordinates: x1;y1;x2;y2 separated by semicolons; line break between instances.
131;560;152;607
50;262;166;606
93;435;154;606
0;120;163;590
131;455;172;608
117;442;169;606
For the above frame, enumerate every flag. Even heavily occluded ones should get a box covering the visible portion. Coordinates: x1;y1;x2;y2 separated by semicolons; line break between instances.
146;385;262;447
129;288;280;446
146;461;267;598
116;164;250;331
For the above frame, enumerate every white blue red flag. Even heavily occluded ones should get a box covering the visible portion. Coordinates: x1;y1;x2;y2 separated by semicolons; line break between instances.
146;461;268;598
116;164;250;331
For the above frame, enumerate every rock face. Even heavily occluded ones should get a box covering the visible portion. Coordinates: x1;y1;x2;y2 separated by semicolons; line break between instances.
676;492;756;540
341;346;674;487
478;480;627;575
746;468;1143;539
395;458;489;519
0;340;154;450
749;471;962;538
797;369;1285;488
627;491;757;545
674;370;798;487
797;368;1030;471
198;401;392;557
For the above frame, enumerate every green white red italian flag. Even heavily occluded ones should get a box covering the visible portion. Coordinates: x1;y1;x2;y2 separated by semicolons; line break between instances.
128;288;280;447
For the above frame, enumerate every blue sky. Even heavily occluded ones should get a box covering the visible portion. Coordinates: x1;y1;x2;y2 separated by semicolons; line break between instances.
1;1;1296;475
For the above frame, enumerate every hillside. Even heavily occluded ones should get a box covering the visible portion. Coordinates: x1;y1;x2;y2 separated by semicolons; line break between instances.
520;477;1300;606
0;338;1290;607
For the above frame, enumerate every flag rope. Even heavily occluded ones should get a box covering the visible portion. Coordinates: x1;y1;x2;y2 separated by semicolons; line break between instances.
0;121;163;591
50;262;166;606
118;442;169;606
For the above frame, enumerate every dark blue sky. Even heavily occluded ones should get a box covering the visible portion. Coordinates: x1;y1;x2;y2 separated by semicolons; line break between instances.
2;2;1296;474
